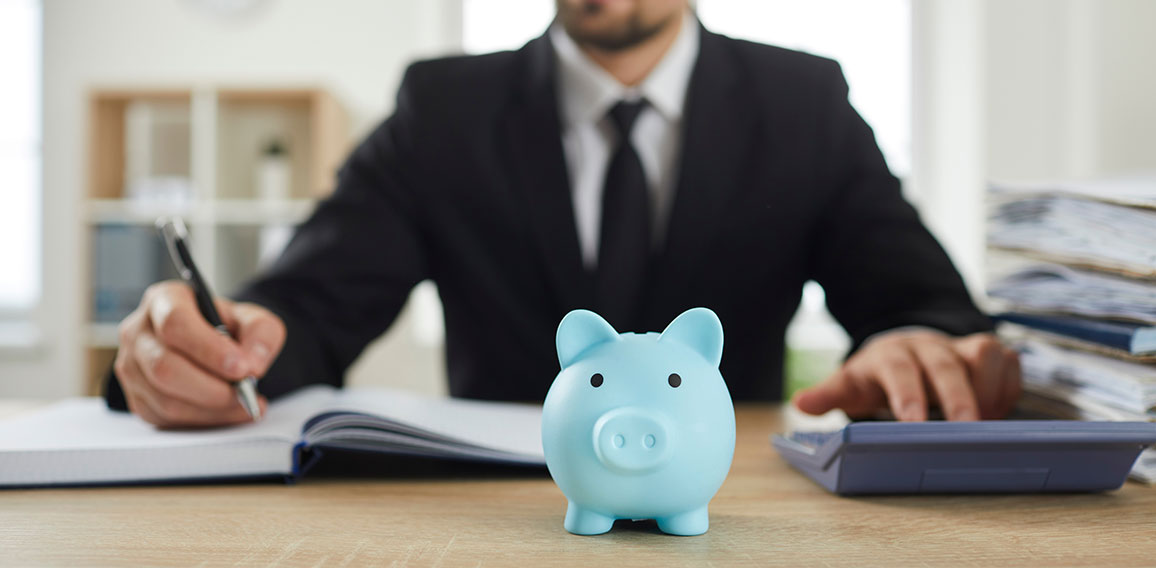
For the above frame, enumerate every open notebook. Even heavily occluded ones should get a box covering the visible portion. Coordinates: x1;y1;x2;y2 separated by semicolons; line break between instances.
0;385;545;488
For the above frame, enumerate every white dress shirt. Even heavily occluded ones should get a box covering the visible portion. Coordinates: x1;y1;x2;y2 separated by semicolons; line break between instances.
550;10;700;268
551;13;930;347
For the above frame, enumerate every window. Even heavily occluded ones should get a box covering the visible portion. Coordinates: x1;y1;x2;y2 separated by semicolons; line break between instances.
697;0;911;175
0;0;42;317
461;0;554;55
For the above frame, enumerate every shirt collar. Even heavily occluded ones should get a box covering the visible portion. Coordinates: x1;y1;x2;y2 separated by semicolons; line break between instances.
550;9;700;128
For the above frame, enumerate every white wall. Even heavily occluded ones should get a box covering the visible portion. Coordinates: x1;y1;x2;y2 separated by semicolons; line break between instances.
983;0;1156;181
1084;0;1156;174
909;0;987;292
5;0;461;398
913;0;1156;294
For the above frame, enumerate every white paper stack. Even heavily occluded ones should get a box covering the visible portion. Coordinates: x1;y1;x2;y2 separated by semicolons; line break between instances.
988;176;1156;483
988;263;1156;325
988;195;1156;278
1015;338;1156;418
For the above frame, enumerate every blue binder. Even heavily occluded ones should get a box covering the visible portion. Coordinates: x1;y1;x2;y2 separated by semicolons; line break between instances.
773;421;1156;495
995;312;1156;355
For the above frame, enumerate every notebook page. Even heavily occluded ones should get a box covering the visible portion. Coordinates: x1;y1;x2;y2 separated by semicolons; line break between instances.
0;385;338;486
315;387;544;459
0;384;336;451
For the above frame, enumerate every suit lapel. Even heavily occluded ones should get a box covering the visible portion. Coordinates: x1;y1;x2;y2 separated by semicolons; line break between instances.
646;28;762;325
501;35;592;313
499;29;761;323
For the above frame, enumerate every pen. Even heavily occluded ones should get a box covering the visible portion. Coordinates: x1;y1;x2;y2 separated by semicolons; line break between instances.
156;217;263;421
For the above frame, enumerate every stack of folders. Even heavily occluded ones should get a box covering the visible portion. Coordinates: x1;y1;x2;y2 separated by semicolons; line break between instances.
987;175;1156;483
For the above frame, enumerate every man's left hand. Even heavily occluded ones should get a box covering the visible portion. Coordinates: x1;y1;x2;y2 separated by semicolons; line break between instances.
792;330;1022;421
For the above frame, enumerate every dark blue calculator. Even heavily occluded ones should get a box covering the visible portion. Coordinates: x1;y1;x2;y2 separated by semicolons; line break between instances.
773;421;1156;495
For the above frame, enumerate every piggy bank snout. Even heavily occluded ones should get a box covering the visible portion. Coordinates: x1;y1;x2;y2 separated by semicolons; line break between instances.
592;407;674;474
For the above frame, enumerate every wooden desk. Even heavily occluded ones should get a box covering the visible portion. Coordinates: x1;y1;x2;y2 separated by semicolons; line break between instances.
2;405;1154;566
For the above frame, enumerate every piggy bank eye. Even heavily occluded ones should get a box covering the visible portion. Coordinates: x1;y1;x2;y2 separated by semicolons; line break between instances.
668;373;682;388
590;373;604;388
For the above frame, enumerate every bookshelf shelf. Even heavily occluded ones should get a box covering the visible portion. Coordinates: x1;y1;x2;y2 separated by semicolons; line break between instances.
87;198;317;226
86;199;192;225
82;86;348;395
87;323;121;349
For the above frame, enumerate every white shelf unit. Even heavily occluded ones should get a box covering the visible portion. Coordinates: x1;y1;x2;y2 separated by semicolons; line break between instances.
83;87;347;394
86;198;317;226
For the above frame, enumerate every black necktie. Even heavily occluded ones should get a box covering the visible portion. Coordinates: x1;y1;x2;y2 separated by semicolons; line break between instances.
595;99;650;331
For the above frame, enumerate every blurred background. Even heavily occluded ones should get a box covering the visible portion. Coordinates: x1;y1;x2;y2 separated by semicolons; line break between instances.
0;0;1153;400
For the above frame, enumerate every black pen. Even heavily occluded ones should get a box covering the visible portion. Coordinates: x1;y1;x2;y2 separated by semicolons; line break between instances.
156;217;262;421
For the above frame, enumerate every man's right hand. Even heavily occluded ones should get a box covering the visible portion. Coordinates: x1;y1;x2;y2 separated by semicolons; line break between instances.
114;281;286;428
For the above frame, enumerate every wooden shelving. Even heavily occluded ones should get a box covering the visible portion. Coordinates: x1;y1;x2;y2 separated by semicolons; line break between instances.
82;86;348;395
86;198;317;225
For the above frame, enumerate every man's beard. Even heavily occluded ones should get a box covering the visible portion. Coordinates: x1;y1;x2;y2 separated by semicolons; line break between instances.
557;1;679;52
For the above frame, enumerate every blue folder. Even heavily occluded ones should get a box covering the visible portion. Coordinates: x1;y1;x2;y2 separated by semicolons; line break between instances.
773;421;1156;495
995;312;1156;355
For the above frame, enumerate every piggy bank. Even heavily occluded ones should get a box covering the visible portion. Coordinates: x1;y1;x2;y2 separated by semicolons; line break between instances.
541;307;736;536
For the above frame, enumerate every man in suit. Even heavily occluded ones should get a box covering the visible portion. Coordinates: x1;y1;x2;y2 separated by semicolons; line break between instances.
106;0;1021;428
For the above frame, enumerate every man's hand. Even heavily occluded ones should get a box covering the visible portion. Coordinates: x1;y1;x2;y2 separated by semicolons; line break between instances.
113;281;286;428
793;330;1022;421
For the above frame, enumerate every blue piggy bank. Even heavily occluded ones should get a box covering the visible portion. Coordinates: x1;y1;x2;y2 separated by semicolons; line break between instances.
541;307;736;536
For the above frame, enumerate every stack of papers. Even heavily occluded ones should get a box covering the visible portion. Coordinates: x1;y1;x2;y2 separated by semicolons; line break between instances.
989;175;1156;210
988;196;1156;278
1013;338;1156;483
1015;338;1156;418
988;263;1156;324
987;176;1156;483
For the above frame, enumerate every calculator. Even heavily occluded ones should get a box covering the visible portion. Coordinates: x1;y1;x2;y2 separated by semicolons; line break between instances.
772;421;1156;495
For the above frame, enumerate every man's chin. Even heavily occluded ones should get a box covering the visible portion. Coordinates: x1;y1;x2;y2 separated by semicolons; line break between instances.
568;28;653;52
556;0;680;52
563;15;675;52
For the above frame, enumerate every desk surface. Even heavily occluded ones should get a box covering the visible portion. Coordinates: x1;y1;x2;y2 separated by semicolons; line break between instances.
2;404;1154;566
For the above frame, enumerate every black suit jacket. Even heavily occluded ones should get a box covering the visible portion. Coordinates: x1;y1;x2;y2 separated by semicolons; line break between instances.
106;27;991;409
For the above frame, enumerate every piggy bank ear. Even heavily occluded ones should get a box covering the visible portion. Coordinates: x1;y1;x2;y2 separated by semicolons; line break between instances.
659;307;724;367
557;309;620;368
